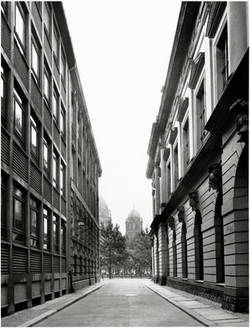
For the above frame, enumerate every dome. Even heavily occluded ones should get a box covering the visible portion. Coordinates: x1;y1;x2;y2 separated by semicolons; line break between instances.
99;196;110;218
127;209;141;220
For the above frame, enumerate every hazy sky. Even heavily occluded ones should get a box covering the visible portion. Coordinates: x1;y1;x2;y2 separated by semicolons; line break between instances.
63;0;181;234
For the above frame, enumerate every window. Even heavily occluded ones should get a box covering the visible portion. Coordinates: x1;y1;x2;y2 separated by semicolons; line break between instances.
30;198;39;247
53;214;59;253
44;65;50;104
174;145;178;188
31;37;40;82
1;2;8;19
1;172;8;240
43;208;50;250
44;3;50;37
60;219;66;255
53;151;59;188
52;90;59;123
1;64;8;127
60;107;66;139
196;80;206;149
183;119;190;173
43;136;50;177
13;185;25;243
216;24;228;99
15;3;26;54
167;162;171;200
172;230;177;277
61;49;66;84
13;88;25;141
60;163;66;196
53;24;59;64
194;211;204;280
181;223;188;278
30;115;39;163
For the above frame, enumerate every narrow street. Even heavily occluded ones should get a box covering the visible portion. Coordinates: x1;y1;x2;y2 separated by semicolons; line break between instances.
39;279;201;327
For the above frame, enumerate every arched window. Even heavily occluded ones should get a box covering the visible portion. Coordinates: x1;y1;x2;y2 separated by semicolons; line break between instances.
181;222;188;278
194;211;203;280
172;230;177;277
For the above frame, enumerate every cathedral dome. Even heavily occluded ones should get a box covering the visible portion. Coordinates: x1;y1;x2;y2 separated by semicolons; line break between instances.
99;196;111;227
127;209;141;220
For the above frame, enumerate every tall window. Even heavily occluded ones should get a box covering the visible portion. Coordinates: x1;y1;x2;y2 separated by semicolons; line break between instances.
60;107;66;139
44;65;50;104
181;223;188;278
53;24;59;65
1;172;8;240
196;81;206;149
60;163;66;196
43;136;50;177
61;49;66;84
167;162;171;199
30;115;39;163
43;208;50;250
44;3;50;37
52;90;59;124
60;219;66;255
13;185;25;244
30;198;39;247
183;119;190;173
15;3;26;54
194;211;204;280
53;214;59;253
172;230;177;277
1;64;8;127
174;145;178;189
53;151;59;188
31;36;40;83
216;25;228;99
13;88;25;142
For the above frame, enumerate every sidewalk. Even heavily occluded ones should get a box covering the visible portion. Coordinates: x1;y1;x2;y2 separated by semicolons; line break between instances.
1;281;105;327
143;280;249;327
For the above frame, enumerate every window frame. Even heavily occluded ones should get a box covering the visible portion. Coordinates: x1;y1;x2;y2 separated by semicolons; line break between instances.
52;22;59;66
30;115;39;164
60;162;66;197
61;48;66;85
30;197;40;248
31;35;40;84
13;88;25;143
14;3;26;55
1;63;9;126
13;184;25;244
43;3;51;39
1;172;8;240
60;219;66;255
43;135;51;178
53;150;59;188
60;106;66;139
44;63;51;106
53;214;60;254
43;207;50;251
52;89;59;124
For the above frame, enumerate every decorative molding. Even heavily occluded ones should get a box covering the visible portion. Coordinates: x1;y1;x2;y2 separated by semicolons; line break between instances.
205;2;227;38
188;52;205;89
208;163;222;192
177;206;184;222
168;216;175;230
177;97;189;122
189;191;199;211
229;99;248;143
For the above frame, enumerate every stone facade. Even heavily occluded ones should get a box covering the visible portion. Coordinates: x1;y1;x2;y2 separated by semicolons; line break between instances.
146;2;248;312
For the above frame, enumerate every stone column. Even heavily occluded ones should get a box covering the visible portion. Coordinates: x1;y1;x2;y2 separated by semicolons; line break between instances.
228;2;248;75
158;222;168;285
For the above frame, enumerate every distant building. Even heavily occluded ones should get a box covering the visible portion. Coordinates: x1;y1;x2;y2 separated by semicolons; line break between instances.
99;196;112;228
125;209;143;242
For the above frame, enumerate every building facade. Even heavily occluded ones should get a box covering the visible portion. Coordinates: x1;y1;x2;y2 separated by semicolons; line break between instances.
125;209;143;242
1;1;101;315
146;2;248;312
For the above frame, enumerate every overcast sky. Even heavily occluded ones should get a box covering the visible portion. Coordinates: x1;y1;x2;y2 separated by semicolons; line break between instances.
63;0;181;234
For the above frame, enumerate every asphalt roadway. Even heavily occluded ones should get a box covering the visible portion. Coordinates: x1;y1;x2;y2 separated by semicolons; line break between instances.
39;278;201;326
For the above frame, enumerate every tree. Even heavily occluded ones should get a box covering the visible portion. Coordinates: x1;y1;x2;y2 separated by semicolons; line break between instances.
100;222;127;278
126;228;152;276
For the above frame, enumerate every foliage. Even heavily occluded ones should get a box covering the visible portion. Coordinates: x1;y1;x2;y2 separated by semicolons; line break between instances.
100;222;127;278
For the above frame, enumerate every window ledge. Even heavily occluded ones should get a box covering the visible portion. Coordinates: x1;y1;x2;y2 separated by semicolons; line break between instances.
195;280;204;283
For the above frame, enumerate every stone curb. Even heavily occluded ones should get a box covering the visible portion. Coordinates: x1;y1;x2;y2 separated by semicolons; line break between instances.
144;282;216;327
16;282;105;327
